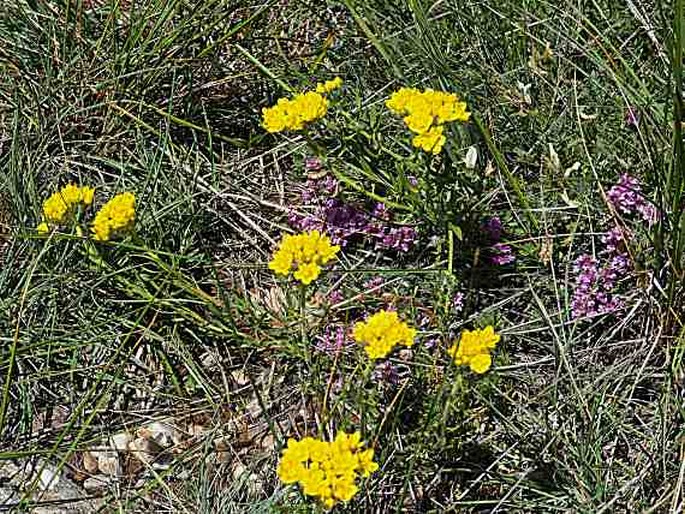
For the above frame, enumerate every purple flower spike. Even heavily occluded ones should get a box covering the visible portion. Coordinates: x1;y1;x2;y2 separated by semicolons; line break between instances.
328;289;344;305
378;226;417;252
363;276;384;291
570;252;629;320
452;292;464;314
372;202;391;221
606;173;658;225
372;361;400;385
482;217;503;243
304;156;322;172
288;176;419;252
315;326;349;355
601;226;624;255
490;243;515;265
607;174;642;215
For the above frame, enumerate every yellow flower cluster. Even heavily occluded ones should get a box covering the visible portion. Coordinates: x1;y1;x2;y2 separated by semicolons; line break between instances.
92;192;136;241
353;310;416;359
38;183;95;232
386;87;470;154
262;91;329;133
277;431;378;510
447;326;500;374
316;77;343;94
268;230;340;285
262;77;342;133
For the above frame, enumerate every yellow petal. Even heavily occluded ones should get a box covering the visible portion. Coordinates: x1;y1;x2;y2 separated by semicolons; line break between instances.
469;353;492;374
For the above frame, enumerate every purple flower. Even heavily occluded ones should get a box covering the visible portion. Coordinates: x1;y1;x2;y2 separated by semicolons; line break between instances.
601;226;624;255
328;289;344;304
300;176;338;204
304;156;322;172
372;361;400;385
372;202;391;221
407;176;419;188
637;203;659;226
490;243;515;265
288;177;419;252
319;176;338;195
289;209;325;233
315;326;349;355
424;337;438;349
452;292;464;314
609;253;630;274
482;217;503;243
363;276;384;291
606;173;658;225
378;225;417;252
570;252;628;319
607;174;642;215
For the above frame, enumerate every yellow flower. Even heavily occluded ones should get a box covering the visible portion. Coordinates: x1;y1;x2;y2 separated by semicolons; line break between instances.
39;183;95;230
357;448;379;477
316;77;343;94
277;455;307;484
262;91;328;133
353;310;416;360
434;96;470;123
469;353;492;374
277;431;378;509
385;87;420;114
334;431;361;452
80;186;95;206
412;125;446;154
268;230;339;285
387;86;469;154
59;184;82;205
262;99;289;133
404;110;434;134
331;476;358;502
301;466;327;497
268;250;293;276
447;326;500;374
91;192;136;242
42;193;69;224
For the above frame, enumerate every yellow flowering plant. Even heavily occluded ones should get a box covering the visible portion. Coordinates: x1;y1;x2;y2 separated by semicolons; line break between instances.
37;183;95;233
316;77;343;94
353;310;416;360
268;230;340;285
386;87;470;154
447;325;500;374
91;192;136;242
262;78;343;133
277;431;378;510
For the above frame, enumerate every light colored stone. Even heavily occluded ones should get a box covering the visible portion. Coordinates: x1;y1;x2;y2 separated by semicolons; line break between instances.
109;432;131;452
137;420;183;447
96;450;121;476
38;464;60;491
128;437;162;465
260;433;275;451
83;475;110;492
82;451;99;474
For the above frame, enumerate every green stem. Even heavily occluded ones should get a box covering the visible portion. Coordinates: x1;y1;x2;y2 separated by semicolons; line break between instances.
472;113;537;233
669;0;685;310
